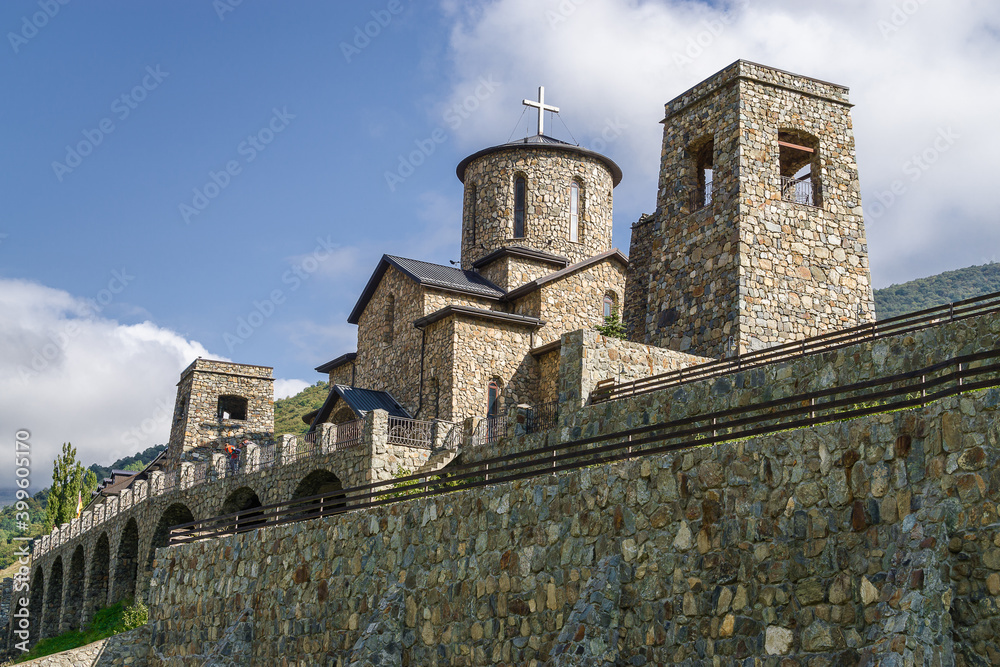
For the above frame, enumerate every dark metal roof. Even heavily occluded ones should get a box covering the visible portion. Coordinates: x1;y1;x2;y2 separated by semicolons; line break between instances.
456;133;623;186
348;255;505;324
413;305;544;329
471;245;569;271
503;249;629;302
308;384;411;431
315;352;357;374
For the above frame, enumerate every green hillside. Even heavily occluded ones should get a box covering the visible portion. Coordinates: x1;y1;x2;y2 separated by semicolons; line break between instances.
874;262;1000;320
89;444;166;480
275;381;329;438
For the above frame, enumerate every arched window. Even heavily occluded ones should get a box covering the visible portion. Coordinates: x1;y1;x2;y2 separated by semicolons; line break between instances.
513;176;526;238
603;294;614;318
468;184;477;247
693;138;714;210
217;395;247;421
384;294;395;344
487;379;501;418
569;181;580;242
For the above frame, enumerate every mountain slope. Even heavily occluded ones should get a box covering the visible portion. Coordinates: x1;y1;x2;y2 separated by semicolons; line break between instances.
874;263;1000;320
274;381;329;438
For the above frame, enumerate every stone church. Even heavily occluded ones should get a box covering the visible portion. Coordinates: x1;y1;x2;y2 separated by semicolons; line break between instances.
306;89;630;430
306;60;875;432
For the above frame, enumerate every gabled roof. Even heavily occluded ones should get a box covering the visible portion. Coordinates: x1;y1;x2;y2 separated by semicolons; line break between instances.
315;352;356;374
502;249;629;302
471;245;570;271
413;304;544;329
348;255;505;324
308;384;411;431
456;134;623;186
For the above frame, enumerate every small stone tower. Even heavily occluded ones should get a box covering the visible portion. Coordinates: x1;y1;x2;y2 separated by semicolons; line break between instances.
456;135;622;287
625;60;876;357
165;359;274;465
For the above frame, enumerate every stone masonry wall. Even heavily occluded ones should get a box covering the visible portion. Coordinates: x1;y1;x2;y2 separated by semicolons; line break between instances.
355;266;426;416
166;360;273;466
558;329;711;411
448;316;538;420
15;626;150;666
532;260;627;349
147;390;1000;666
460;147;614;270
626;60;875;357
477;255;565;293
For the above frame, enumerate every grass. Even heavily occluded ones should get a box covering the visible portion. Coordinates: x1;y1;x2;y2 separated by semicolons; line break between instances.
10;599;147;664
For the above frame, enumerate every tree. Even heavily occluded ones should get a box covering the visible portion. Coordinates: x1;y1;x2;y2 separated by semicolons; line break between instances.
595;312;626;339
46;443;91;529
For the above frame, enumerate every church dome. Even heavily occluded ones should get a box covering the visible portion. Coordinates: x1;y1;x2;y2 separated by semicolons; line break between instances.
457;133;622;269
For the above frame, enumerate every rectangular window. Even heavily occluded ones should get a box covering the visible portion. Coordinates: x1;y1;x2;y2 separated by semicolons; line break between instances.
569;182;579;242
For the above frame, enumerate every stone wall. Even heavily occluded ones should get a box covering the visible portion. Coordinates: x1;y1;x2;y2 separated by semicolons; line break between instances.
354;266;426;416
15;626;149;666
146;390;1000;666
460;146;615;270
536;348;560;406
165;360;274;465
477;254;564;293
557;329;711;410
625;60;875;357
533;259;626;349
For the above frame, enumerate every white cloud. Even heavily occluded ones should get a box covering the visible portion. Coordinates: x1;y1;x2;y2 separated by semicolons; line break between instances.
274;378;311;399
437;0;1000;287
0;279;216;488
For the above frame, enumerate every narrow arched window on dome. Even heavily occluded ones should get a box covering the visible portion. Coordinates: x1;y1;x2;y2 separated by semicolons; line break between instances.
468;184;477;247
513;177;526;238
569;181;580;242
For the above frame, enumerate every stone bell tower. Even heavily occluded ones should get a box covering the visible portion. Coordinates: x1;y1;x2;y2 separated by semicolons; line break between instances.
624;60;876;357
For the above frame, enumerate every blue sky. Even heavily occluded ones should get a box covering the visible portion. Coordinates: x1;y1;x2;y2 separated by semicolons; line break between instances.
2;0;999;482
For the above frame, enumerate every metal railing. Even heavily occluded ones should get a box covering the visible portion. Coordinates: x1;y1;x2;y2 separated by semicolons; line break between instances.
781;174;816;206
334;419;363;450
591;289;1000;405
526;401;559;434
471;414;506;447
387;417;433;448
169;348;1000;546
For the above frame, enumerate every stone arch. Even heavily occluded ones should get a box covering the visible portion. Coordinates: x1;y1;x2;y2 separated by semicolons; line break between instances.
147;503;195;569
29;566;44;643
63;545;86;630
221;487;265;532
291;469;345;520
42;556;64;638
87;532;111;615
113;518;140;603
